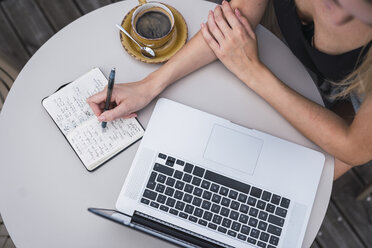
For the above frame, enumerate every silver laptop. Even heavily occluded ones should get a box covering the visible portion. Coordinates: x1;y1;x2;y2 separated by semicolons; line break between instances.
89;98;325;248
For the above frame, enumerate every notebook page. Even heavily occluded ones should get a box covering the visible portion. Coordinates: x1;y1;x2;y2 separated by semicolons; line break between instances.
42;68;106;136
66;117;144;170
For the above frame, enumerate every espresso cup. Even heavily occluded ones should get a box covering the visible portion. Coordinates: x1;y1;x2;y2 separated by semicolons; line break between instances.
131;1;175;49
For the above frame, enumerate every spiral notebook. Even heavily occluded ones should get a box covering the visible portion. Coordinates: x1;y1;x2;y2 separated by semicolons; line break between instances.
42;68;145;171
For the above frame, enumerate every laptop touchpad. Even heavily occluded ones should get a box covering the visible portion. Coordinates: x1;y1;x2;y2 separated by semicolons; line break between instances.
204;124;263;175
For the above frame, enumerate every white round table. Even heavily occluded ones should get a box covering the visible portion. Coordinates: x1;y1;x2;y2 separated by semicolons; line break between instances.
0;0;333;247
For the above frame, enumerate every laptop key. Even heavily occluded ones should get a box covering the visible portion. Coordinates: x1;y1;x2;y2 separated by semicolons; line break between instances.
166;157;175;167
184;184;194;193
156;174;166;184
183;193;193;203
249;208;259;217
230;200;240;210
269;235;280;245
185;204;194;214
149;171;157;181
204;170;250;194
203;211;213;221
175;180;185;190
275;207;287;218
248;217;258;227
146;180;156;190
159;205;169;212
211;204;221;214
239;214;249;224
154;163;174;176
193;166;205;177
229;210;239;220
231;221;241;231
267;224;282;236
262;191;272;201
271;194;281;205
228;190;238;200
212;215;222;224
267;246;276;248
141;198;150;205
189;216;197;222
280;198;290;209
247;197;257;206
166;198;176;208
250;228;260;238
174;190;184;200
240;204;249;214
155;184;165;193
266;204;275;213
222;218;232;228
250;187;262;198
217;226;227;234
241;225;250;235
184;163;194;173
176;159;185;166
210;183;220;193
174;170;183;179
237;234;247;241
170;209;178;215
201;180;210;189
193;187;203;197
198;219;207;226
165;177;175;187
247;237;257;245
257;200;266;210
221;197;231;207
208;223;217;230
258;221;268;231
179;212;188;219
257;241;267;248
156;194;166;204
150;201;159;208
194;208;204;217
268;214;285;227
212;194;221;204
238;193;247;203
182;173;192;183
202;191;212;201
158;153;167;159
260;232;270;242
227;230;237;237
192;197;202;207
143;189;157;200
165;187;174;197
258;211;268;221
175;201;185;211
219;187;229;196
220;207;230;217
201;200;211;210
192;177;202;187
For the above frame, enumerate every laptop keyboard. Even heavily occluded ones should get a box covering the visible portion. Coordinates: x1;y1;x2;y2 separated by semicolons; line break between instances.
140;153;291;248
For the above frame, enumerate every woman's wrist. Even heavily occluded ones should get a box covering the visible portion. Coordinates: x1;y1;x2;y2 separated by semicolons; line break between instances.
239;61;272;89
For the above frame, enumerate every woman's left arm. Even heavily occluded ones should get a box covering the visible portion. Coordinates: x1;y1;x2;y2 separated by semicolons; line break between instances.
201;1;372;167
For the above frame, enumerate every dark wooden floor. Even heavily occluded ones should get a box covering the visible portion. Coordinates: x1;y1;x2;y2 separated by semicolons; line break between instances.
0;0;371;248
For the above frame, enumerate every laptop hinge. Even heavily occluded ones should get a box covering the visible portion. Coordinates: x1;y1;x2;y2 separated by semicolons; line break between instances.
132;211;232;248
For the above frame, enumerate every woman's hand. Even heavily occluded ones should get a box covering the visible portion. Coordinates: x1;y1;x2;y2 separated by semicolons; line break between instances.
87;79;157;122
200;0;264;84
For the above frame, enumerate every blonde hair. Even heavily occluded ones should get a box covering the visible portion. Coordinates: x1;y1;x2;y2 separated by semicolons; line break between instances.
261;0;372;100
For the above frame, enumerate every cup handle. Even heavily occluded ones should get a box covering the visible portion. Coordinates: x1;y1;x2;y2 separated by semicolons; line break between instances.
138;0;147;4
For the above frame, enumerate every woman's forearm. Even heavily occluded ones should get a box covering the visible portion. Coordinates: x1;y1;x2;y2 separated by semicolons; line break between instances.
242;64;371;166
147;0;269;95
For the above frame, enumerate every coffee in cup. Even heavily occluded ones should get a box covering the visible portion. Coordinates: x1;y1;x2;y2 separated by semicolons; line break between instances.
131;2;175;49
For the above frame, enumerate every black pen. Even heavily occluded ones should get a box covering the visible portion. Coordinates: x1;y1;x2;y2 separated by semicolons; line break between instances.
101;68;115;128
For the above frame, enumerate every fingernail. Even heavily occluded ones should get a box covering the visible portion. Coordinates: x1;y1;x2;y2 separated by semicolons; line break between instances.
98;115;105;121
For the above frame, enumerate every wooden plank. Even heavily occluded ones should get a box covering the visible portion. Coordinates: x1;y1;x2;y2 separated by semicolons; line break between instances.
1;0;54;55
316;201;364;248
74;0;113;14
0;9;29;71
332;170;372;246
35;0;82;32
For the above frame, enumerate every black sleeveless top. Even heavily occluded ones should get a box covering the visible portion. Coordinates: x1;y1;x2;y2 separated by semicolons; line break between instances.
273;0;371;108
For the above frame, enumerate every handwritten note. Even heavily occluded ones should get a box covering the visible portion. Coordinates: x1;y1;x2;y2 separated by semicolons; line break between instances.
42;68;145;170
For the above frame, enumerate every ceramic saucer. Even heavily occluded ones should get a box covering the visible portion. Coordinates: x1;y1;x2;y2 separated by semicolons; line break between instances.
120;4;188;64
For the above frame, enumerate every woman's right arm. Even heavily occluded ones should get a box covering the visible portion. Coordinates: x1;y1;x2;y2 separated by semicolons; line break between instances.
87;0;269;121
